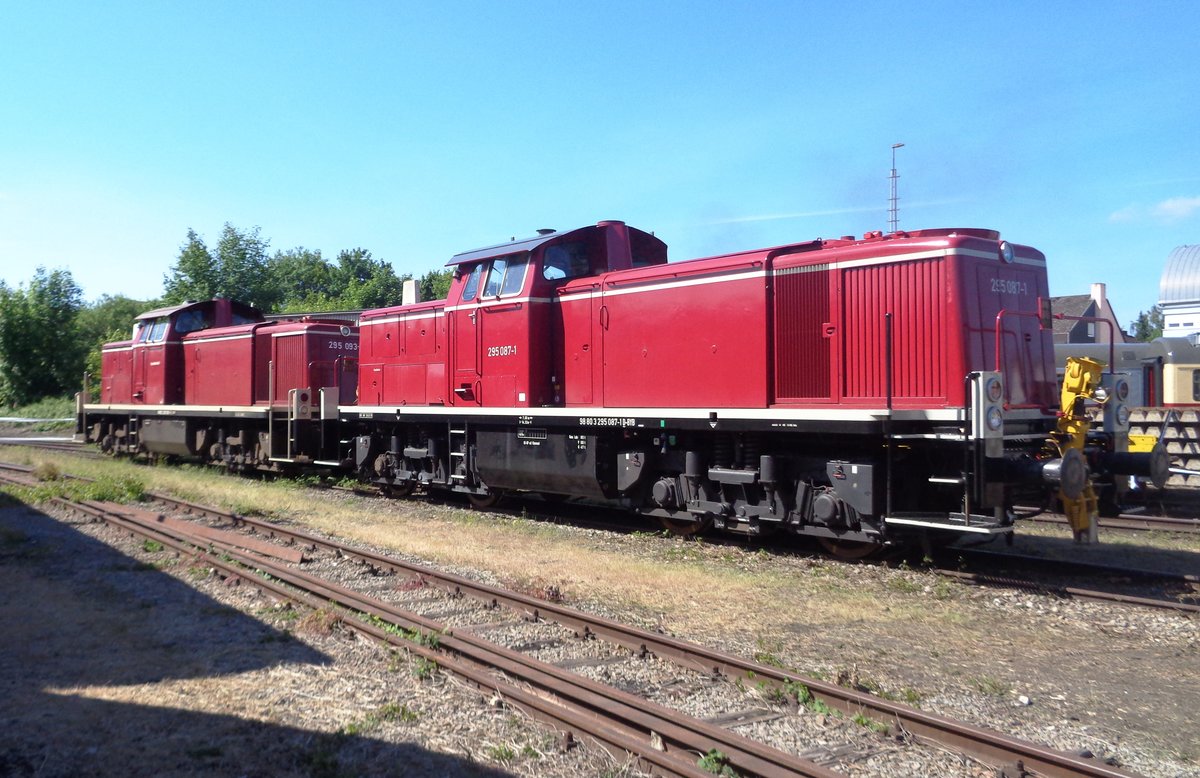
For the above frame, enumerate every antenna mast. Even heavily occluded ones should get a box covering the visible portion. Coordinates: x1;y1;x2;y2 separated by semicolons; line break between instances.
888;143;904;233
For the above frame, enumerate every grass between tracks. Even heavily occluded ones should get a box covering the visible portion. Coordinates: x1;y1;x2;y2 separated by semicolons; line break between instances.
0;448;952;636
4;446;1199;640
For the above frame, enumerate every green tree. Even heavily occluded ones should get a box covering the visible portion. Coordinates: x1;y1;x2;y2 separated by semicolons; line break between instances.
163;224;279;311
216;223;278;311
419;268;453;301
0;268;86;406
162;229;217;304
1129;305;1164;341
270;248;336;303
334;248;406;309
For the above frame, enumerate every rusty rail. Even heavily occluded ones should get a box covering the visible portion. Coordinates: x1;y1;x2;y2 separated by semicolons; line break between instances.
145;491;1147;778
49;494;838;778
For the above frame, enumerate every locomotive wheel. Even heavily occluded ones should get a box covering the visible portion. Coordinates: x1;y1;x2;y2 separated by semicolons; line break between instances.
657;514;712;537
467;488;505;510
381;481;416;498
817;537;883;560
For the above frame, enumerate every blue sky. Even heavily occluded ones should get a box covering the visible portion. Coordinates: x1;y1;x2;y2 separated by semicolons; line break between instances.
1;1;1197;328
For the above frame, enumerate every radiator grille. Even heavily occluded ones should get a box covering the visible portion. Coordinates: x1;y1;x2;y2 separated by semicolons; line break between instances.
774;267;831;400
842;259;944;401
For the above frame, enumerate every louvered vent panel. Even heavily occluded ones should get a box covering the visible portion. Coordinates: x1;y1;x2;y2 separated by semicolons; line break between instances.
842;259;944;402
273;336;307;404
774;267;831;400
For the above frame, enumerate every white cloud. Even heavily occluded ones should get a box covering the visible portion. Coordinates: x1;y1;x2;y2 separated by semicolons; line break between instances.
1107;204;1143;223
1152;196;1200;223
1108;196;1200;224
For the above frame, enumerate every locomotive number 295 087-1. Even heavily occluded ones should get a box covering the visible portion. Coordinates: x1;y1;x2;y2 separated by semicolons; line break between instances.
990;278;1028;296
487;344;517;357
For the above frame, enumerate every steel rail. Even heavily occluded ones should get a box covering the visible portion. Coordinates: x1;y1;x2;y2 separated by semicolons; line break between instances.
147;491;1146;778
952;548;1200;586
60;497;838;778
933;568;1200;615
1025;513;1200;534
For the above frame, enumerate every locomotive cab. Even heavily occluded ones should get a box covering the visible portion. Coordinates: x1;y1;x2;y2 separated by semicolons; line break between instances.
100;298;264;405
444;221;667;408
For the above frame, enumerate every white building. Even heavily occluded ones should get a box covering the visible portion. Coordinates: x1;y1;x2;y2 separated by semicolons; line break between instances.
1160;244;1200;338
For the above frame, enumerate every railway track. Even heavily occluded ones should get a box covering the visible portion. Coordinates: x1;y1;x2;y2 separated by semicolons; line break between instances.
0;462;1155;778
933;548;1200;616
1024;512;1200;535
0;438;93;456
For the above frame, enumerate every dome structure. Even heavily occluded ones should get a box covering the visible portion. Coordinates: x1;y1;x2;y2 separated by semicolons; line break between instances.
1160;245;1200;305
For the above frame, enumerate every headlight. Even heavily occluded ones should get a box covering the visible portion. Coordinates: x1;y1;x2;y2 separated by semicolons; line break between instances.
986;406;1004;431
1116;405;1130;426
999;241;1014;263
986;376;1003;403
1114;379;1129;402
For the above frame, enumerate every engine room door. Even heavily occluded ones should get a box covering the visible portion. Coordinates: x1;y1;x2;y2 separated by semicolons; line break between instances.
132;346;148;403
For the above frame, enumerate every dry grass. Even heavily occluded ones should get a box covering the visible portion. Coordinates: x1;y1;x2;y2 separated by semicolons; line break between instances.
1;451;970;637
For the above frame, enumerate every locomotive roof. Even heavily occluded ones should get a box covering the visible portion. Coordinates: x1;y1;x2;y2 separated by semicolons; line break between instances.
136;302;198;320
446;222;663;267
135;298;263;321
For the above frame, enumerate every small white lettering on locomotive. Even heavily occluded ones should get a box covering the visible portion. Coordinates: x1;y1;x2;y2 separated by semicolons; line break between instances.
486;344;517;357
990;278;1029;296
328;340;358;351
578;417;635;427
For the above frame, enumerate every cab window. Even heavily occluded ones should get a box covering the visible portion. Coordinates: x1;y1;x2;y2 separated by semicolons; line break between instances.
483;258;509;297
500;257;527;295
175;309;211;334
146;318;169;343
1192;369;1200;402
479;255;527;298
461;264;484;302
542;242;591;281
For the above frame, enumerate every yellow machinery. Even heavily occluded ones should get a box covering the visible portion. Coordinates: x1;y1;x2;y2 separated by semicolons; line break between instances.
1051;357;1104;541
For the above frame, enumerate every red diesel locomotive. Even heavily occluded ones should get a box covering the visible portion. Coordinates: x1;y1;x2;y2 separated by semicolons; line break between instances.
79;220;1156;554
81;297;358;466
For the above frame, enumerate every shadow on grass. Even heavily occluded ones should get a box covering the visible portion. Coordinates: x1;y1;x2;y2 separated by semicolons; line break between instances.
0;504;514;778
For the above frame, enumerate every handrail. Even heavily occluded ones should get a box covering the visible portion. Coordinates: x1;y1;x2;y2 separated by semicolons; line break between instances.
1050;314;1116;373
993;305;1114;412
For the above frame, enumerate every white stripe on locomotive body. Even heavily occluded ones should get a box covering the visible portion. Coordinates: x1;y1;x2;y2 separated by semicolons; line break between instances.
359;309;448;327
102;340;185;352
81;401;1051;427
345;404;979;423
82;404;268;415
184;333;255;344
773;246;1042;276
